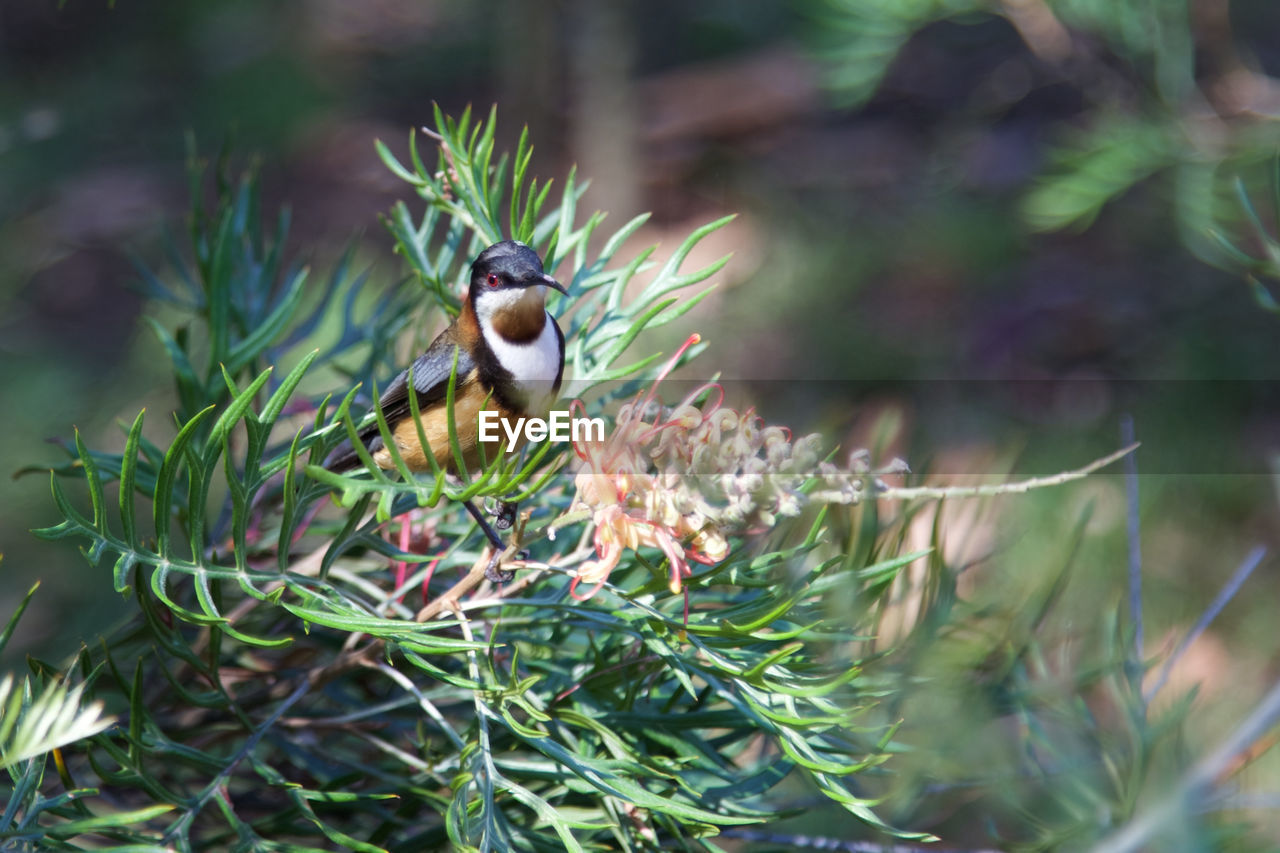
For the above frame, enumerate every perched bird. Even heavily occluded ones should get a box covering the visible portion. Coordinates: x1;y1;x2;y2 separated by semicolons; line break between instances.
325;240;567;580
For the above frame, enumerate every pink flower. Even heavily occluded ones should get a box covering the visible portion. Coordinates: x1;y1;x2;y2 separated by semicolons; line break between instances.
573;504;690;598
564;332;890;601
569;335;709;600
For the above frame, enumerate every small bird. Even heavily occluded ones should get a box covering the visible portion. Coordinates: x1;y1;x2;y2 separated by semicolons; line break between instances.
325;240;567;580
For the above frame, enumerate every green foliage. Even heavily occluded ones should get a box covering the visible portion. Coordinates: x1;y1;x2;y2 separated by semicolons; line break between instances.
1205;160;1280;315
0;584;158;850
23;109;944;850
1020;113;1179;232
806;0;986;108
0;672;114;772
805;0;1280;270
16;103;1277;851
0;586;113;771
319;104;729;520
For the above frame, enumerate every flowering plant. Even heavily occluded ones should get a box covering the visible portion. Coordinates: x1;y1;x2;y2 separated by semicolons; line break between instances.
569;333;905;599
25;109;1156;852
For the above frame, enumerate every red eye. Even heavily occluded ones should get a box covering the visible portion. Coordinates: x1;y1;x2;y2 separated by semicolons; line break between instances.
486;273;499;287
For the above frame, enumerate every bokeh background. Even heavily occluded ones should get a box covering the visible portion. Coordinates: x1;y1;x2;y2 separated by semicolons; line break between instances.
2;0;1280;843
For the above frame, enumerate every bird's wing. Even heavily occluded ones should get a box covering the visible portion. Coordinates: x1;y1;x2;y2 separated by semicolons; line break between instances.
324;329;478;472
373;330;479;430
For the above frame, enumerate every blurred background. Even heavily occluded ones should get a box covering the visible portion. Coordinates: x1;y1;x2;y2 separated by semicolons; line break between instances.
2;0;1279;844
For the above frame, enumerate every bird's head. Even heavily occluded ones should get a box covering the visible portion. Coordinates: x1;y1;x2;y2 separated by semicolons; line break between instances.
469;241;566;322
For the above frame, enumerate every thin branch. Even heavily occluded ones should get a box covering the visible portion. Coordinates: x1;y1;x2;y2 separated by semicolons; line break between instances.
1203;791;1280;812
721;830;1001;853
300;546;501;692
369;661;467;751
876;443;1138;502
452;600;504;849
1144;545;1267;701
1120;415;1143;681
279;694;416;727
161;679;309;845
1000;0;1073;62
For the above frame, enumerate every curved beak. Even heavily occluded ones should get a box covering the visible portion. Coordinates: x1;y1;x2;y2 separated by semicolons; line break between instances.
539;273;568;295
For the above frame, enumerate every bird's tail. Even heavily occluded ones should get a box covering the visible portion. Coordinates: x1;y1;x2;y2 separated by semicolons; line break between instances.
322;430;384;474
322;440;362;473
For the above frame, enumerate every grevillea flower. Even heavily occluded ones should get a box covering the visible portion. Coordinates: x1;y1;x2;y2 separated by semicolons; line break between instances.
566;334;907;600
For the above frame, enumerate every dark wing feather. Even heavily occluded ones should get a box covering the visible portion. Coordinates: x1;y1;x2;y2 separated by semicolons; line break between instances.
551;317;565;392
324;329;477;472
375;332;477;429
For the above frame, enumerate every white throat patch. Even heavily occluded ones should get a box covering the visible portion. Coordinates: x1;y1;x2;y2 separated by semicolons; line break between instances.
478;307;562;408
474;286;535;322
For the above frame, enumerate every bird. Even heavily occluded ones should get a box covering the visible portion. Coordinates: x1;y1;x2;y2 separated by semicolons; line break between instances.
324;240;567;581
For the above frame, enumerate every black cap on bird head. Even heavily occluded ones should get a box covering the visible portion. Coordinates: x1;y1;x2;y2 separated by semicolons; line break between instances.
469;240;566;298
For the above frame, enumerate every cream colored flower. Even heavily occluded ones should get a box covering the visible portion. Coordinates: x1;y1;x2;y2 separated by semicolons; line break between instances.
565;333;900;599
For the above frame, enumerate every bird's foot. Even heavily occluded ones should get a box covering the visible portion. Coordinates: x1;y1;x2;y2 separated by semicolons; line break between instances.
491;500;518;531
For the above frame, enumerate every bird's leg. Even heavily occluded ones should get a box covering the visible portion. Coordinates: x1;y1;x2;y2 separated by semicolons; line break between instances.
462;499;514;583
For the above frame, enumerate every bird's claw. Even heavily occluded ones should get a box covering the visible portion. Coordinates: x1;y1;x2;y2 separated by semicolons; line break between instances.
492;500;518;531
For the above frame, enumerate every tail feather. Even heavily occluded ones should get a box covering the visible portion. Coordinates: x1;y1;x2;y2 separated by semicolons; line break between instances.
323;431;384;473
